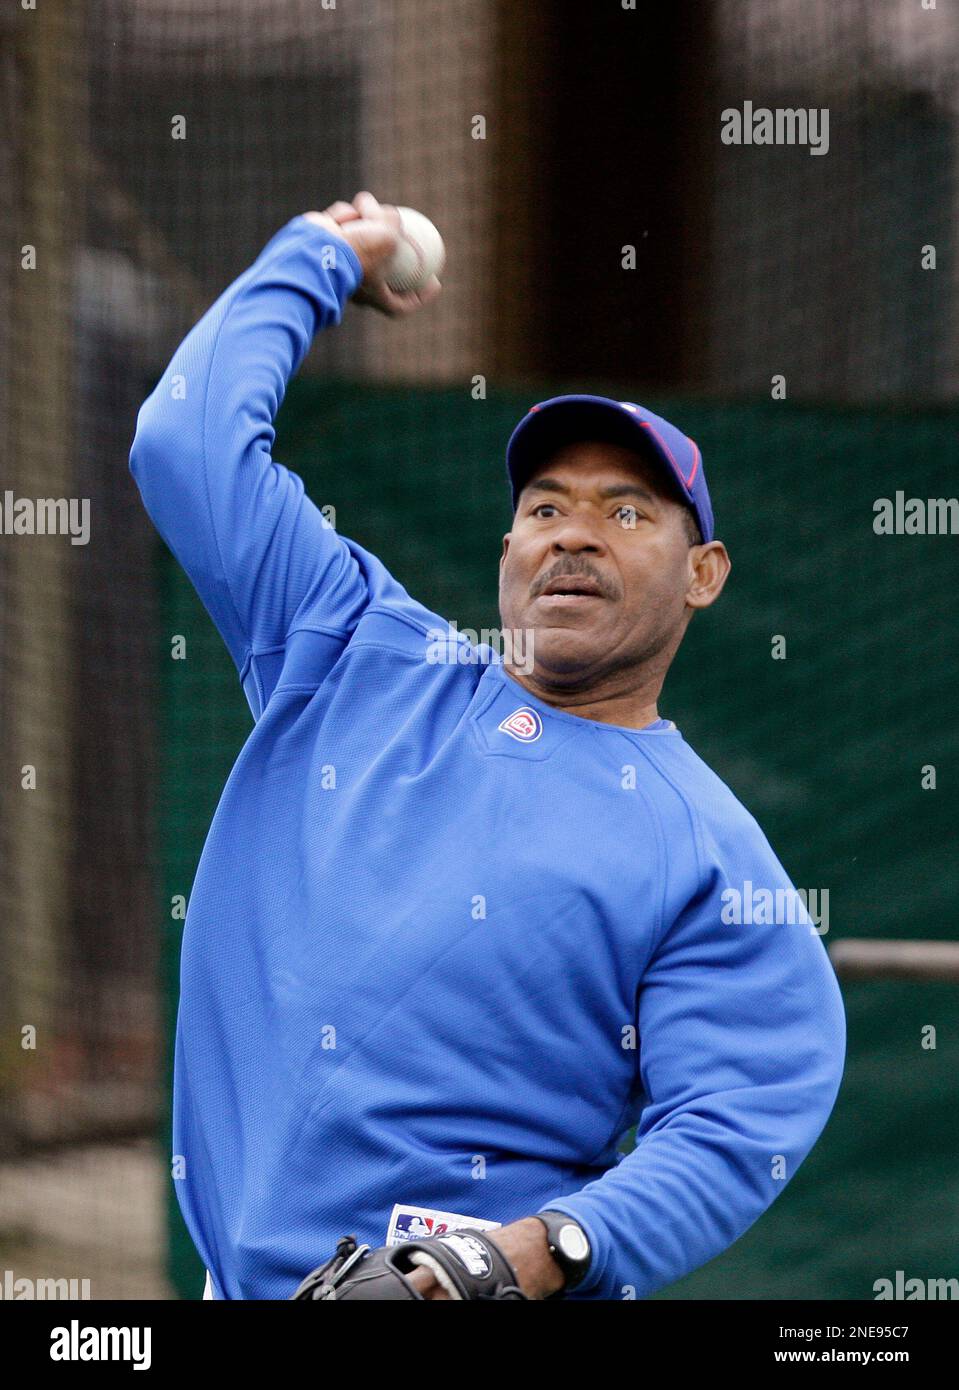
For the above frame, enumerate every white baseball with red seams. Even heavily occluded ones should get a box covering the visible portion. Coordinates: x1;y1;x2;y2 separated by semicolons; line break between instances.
383;206;445;293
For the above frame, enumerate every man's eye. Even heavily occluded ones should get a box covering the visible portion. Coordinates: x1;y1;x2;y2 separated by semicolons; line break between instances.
616;505;639;527
532;503;558;518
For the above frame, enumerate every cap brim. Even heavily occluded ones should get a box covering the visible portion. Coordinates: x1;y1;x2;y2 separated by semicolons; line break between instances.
508;399;691;510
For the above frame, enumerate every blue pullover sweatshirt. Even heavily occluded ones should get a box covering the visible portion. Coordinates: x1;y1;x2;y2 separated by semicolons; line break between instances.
130;215;846;1301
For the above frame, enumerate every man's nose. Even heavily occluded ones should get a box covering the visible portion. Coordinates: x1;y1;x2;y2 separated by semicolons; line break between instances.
550;519;604;553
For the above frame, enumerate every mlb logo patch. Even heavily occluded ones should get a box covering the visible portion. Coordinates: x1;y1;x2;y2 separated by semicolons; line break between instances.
393;1212;437;1242
385;1203;501;1248
498;707;543;743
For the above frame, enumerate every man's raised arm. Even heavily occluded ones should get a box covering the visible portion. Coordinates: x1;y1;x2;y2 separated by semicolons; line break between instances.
128;194;439;671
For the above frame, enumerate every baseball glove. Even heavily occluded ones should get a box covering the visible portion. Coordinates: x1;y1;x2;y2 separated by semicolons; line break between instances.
290;1230;529;1300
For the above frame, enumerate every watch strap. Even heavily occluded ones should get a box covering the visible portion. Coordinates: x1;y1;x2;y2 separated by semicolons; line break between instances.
534;1210;590;1293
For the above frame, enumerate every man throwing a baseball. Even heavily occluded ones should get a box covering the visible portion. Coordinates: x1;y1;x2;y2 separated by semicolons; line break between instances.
130;192;845;1301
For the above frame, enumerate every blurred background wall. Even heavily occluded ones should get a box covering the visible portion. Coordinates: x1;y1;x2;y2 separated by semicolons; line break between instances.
1;0;956;1299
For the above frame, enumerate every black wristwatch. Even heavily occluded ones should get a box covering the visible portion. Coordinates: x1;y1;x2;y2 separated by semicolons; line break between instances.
534;1211;591;1293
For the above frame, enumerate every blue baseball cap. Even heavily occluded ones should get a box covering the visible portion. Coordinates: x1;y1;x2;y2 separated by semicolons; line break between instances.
505;394;714;543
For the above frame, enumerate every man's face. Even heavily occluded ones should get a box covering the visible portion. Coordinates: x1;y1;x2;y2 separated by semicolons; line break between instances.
498;440;708;689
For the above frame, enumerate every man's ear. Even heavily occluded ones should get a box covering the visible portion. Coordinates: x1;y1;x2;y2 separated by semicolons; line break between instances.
686;541;731;611
500;533;511;569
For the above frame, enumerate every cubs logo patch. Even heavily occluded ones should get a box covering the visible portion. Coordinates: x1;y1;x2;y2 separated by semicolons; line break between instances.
498;706;543;743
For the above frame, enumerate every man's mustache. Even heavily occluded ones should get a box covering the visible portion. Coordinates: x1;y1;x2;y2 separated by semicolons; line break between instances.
531;562;618;601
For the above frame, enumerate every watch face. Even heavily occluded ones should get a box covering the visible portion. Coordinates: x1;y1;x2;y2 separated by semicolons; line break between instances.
558;1222;590;1263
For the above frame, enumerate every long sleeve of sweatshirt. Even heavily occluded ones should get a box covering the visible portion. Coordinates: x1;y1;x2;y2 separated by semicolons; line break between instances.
537;785;846;1300
129;216;367;675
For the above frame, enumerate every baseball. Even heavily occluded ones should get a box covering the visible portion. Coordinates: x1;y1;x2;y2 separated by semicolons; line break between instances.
383;206;445;294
